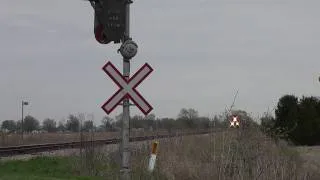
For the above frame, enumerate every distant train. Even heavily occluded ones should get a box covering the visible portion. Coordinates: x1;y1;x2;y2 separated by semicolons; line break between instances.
229;115;240;128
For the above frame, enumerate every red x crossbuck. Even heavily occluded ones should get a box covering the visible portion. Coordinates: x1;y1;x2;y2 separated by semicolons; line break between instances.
102;61;153;115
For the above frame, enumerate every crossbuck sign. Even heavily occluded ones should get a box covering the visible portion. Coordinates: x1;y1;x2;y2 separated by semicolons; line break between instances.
102;61;153;115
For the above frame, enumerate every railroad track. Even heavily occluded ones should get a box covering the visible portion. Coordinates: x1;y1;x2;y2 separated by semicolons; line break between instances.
0;130;212;157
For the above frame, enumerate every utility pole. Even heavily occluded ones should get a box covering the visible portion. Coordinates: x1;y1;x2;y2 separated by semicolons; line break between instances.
21;100;29;144
120;1;133;179
21;101;23;143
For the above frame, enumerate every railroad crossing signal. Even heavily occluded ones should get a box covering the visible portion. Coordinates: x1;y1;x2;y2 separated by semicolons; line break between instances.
102;61;153;115
92;0;127;44
102;0;126;43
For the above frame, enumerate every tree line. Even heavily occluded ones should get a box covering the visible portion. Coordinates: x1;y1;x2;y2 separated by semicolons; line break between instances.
260;94;320;145
2;94;319;146
1;108;229;133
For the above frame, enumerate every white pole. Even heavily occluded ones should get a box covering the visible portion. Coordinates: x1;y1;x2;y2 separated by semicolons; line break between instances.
148;141;159;172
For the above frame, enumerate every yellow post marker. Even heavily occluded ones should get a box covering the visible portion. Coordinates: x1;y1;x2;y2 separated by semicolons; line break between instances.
148;141;159;172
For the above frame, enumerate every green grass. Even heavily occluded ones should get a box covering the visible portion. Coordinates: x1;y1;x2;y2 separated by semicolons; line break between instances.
0;156;103;180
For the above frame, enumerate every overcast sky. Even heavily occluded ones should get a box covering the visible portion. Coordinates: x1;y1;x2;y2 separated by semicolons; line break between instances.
0;0;319;124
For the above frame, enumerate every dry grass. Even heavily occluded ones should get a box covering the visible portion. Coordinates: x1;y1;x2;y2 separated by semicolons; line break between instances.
70;126;319;180
296;146;320;179
0;130;169;147
154;129;302;180
0;132;115;146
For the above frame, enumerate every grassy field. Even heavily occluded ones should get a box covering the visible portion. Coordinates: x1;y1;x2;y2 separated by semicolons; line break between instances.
0;130;171;147
0;132;118;147
0;156;102;180
0;127;319;180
